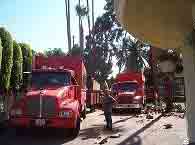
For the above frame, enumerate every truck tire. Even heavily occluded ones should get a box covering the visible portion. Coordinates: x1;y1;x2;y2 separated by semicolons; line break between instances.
15;127;27;136
134;108;142;114
137;108;142;114
71;117;80;137
0;122;7;135
112;108;116;113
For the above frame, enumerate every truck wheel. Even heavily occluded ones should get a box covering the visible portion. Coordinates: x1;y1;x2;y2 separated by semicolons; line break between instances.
112;108;116;113
135;108;141;114
0;122;7;135
15;128;27;136
71;117;80;137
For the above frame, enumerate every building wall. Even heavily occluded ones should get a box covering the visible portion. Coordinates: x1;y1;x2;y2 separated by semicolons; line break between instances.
193;2;195;29
114;0;193;48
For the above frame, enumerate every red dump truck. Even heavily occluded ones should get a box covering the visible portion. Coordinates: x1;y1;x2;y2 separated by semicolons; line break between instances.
9;55;87;136
86;76;101;112
111;71;145;112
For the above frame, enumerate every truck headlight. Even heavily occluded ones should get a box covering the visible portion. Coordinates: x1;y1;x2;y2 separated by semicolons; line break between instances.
132;96;142;103
134;96;142;100
59;111;73;118
11;108;23;116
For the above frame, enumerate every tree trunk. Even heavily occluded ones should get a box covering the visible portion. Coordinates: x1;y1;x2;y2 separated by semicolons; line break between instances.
86;0;91;35
78;0;81;48
91;0;95;49
72;35;75;47
86;0;91;50
80;20;84;50
119;65;122;73
92;0;95;29
2;89;10;121
149;46;159;107
65;0;72;52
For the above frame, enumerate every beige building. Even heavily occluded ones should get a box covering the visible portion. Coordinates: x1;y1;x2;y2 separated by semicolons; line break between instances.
114;0;195;144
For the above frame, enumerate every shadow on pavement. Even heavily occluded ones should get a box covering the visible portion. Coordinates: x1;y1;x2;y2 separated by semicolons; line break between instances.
0;128;76;145
99;111;137;117
117;114;163;145
79;124;125;140
113;116;135;125
120;135;142;145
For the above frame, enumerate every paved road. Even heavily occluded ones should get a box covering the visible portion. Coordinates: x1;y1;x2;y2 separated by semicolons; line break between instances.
0;110;187;145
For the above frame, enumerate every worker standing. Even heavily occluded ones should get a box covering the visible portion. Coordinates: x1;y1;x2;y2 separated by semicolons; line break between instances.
102;89;117;130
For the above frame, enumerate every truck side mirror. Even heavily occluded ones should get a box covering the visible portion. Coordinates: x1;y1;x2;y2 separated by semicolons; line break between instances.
113;92;117;96
74;85;80;100
23;72;32;91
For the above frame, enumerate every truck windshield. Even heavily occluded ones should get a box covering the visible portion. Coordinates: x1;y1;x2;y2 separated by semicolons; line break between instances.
31;72;71;88
112;82;138;92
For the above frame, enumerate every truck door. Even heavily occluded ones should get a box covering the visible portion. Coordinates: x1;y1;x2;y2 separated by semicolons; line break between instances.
69;77;78;99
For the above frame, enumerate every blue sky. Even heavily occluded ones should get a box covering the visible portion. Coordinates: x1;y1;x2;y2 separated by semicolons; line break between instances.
0;0;106;52
0;0;121;76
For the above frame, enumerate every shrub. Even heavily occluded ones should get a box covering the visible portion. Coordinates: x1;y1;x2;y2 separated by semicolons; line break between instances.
0;27;13;91
10;41;23;90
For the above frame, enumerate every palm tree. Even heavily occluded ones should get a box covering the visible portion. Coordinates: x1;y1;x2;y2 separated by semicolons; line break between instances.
76;2;88;50
65;0;72;52
92;0;95;28
78;0;81;48
115;33;149;73
90;0;95;51
86;0;91;36
126;41;149;72
116;50;126;73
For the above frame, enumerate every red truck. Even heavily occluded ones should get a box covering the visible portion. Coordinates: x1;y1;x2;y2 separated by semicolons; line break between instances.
86;76;101;112
9;55;87;136
111;71;145;112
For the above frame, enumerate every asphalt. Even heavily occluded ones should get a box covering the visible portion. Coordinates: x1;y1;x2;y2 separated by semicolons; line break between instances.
0;110;187;145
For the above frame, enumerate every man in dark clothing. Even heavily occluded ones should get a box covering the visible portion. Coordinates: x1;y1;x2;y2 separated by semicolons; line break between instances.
102;89;117;130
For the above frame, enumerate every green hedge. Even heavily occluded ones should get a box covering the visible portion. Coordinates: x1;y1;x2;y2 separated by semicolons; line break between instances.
0;27;13;91
19;43;32;88
0;39;2;68
10;41;23;90
19;43;32;72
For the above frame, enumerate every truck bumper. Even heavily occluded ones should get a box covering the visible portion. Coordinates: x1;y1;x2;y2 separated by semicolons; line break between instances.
113;104;143;109
9;117;77;129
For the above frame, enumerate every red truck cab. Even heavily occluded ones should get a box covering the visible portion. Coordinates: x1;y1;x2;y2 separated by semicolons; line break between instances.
9;56;86;136
111;71;145;112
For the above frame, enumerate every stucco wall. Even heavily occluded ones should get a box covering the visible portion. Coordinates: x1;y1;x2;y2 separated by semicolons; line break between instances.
114;0;193;49
193;2;195;28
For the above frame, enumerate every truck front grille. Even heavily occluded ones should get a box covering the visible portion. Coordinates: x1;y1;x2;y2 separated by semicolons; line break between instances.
26;97;40;116
26;96;56;117
42;97;56;117
118;96;133;104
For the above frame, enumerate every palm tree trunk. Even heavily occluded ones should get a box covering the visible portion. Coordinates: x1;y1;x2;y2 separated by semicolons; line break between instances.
86;0;91;35
92;0;95;28
80;20;84;50
65;0;72;52
91;0;95;52
119;64;122;73
72;35;75;47
78;0;81;48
